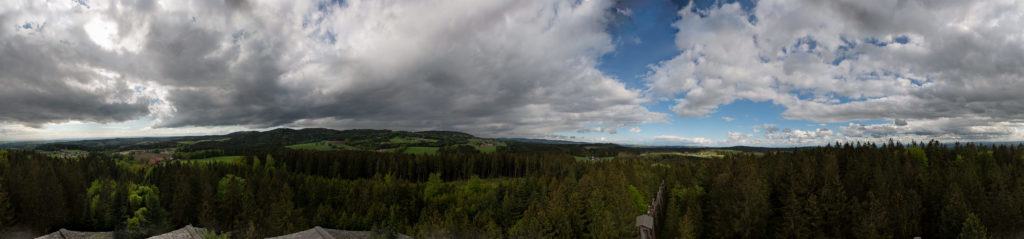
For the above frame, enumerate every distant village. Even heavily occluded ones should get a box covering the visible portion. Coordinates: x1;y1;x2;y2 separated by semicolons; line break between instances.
38;150;89;159
119;148;178;164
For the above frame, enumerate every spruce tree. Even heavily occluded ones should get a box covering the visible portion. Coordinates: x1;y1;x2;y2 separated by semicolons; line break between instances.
0;182;15;229
958;213;988;239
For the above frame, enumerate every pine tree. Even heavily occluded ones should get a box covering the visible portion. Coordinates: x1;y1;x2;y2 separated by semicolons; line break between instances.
312;204;336;228
265;154;276;172
853;192;891;239
83;179;117;229
252;156;261;171
0;182;15;229
941;185;970;237
169;177;194;226
776;190;811;239
198;200;217;229
267;184;297;235
958;213;988;239
677;208;700;239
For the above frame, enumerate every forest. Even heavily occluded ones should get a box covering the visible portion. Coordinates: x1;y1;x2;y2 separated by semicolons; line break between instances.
0;141;1022;238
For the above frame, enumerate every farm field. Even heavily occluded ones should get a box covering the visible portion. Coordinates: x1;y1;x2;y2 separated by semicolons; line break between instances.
390;137;438;144
467;138;506;153
403;146;439;155
178;138;229;145
286;141;359;151
179;155;243;164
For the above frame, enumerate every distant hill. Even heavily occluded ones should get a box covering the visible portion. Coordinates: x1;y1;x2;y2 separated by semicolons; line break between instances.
636;145;795;153
206;128;479;149
496;137;589;144
941;141;1024;148
0;140;66;149
29;128;502;154
31;128;1021;156
24;128;648;157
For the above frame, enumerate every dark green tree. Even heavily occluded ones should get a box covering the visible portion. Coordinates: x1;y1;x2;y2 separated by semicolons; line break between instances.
0;182;15;229
958;213;987;239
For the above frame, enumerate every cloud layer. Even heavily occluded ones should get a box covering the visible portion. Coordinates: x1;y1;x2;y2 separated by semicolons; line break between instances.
646;0;1024;141
4;0;1023;144
0;0;664;137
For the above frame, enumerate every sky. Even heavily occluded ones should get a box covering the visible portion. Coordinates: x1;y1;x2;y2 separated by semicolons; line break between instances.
1;0;1023;146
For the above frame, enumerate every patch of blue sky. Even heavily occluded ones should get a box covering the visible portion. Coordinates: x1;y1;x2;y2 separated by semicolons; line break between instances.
598;0;684;89
863;35;911;47
318;0;344;12
832;36;911;65
73;0;90;9
792;36;819;52
554;99;841;144
687;0;757;16
321;30;337;44
893;35;910;44
598;0;759;90
711;100;834;133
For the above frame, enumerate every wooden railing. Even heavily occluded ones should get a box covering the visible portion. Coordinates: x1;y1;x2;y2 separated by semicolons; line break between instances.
637;180;666;239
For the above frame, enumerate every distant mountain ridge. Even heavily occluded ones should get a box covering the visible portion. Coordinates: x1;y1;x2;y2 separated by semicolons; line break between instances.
26;128;491;153
496;137;589;144
15;128;1024;152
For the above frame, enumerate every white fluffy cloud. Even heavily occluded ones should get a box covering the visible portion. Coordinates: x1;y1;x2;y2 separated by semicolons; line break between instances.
647;0;1024;141
577;127;619;134
0;0;665;137
841;117;1022;140
727;131;751;141
652;135;715;145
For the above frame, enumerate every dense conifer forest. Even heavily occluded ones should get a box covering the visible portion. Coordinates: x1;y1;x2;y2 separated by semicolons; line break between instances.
1;141;1023;238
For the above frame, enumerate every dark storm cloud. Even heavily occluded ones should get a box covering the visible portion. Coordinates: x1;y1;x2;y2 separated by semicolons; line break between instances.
0;0;664;137
150;0;665;136
895;119;907;126
0;7;150;127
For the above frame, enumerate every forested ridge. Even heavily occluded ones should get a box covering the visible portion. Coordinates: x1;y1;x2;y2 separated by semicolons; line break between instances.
0;141;1023;238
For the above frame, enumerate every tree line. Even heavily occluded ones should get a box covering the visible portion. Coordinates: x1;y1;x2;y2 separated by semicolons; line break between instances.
659;141;1023;239
0;149;655;238
1;141;1023;238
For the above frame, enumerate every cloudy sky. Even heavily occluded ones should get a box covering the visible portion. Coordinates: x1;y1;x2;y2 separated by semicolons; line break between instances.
1;0;1023;146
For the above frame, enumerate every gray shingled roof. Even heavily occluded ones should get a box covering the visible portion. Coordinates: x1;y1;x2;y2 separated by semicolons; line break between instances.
147;225;206;239
36;226;413;239
266;226;413;239
34;229;113;239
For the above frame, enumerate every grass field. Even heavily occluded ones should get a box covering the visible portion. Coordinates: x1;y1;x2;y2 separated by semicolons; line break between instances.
644;150;731;159
178;138;229;145
286;142;334;150
467;139;506;153
475;145;497;153
390;137;438;144
403;146;439;155
181;156;243;164
286;141;359;151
